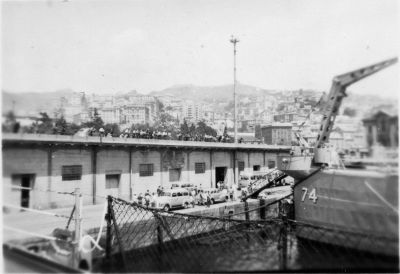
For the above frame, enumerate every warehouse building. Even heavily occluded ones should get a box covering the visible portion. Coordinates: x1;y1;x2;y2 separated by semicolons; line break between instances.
2;133;290;209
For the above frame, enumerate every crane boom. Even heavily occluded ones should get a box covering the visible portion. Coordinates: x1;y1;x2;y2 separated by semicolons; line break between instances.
314;57;398;149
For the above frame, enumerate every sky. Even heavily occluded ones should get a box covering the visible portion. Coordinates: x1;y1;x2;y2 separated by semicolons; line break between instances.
2;0;399;98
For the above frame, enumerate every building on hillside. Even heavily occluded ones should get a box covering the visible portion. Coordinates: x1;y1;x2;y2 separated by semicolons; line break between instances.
100;107;121;124
273;112;298;123
362;110;398;148
256;123;293;146
72;112;90;125
182;100;204;122
120;104;149;125
128;95;159;124
60;92;89;123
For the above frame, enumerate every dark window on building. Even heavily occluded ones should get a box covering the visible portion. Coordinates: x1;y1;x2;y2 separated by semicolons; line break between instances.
139;164;154;177
268;160;276;169
106;174;120;189
62;165;82;181
195;162;206;174
238;161;245;172
253;165;260;171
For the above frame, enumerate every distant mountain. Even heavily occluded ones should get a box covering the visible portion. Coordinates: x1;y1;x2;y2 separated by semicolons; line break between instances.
150;83;279;102
2;89;75;116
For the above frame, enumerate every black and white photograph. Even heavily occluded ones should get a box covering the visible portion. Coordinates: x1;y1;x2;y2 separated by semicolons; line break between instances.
1;0;399;272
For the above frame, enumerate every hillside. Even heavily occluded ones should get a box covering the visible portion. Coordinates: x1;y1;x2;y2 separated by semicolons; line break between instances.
2;89;75;116
150;83;279;102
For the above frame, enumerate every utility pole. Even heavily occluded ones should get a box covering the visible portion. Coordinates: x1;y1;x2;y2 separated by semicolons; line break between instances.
230;36;239;193
230;36;239;143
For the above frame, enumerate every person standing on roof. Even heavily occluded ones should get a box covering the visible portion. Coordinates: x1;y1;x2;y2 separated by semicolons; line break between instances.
99;127;105;137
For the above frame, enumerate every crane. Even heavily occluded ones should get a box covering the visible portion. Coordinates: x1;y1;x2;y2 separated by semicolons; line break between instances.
314;57;398;150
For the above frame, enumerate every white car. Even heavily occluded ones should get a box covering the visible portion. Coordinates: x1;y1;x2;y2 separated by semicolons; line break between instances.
201;188;229;204
154;188;192;211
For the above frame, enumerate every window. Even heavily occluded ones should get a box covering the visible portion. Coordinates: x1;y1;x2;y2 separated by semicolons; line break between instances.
139;164;154;177
195;162;206;174
62;165;82;181
238;161;245;172
106;174;120;189
268;160;276;169
253;165;260;171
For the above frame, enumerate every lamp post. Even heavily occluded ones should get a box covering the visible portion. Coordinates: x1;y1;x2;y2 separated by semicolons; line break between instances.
230;35;239;143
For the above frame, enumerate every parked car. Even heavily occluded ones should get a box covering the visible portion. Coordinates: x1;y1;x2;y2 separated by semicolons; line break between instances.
153;188;192;211
171;182;197;192
201;188;229;204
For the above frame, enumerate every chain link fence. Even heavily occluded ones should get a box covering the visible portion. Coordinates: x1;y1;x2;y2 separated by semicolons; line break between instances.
95;196;398;273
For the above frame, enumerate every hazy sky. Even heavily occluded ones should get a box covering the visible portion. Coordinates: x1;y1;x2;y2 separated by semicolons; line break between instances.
2;0;399;98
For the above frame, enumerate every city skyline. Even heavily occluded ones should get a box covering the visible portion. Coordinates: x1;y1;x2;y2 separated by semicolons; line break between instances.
2;0;399;98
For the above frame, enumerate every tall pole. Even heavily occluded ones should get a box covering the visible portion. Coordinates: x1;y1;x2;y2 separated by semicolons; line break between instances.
230;36;239;143
230;36;239;193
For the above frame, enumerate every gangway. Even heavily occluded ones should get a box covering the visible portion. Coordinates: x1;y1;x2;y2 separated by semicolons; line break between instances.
243;170;288;200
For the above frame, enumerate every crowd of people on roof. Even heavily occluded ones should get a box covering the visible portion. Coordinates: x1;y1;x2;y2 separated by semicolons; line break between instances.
86;127;237;143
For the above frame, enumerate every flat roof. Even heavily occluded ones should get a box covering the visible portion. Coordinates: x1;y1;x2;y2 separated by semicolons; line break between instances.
2;133;291;152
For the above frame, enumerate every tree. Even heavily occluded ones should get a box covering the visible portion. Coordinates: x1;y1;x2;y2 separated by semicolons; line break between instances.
189;124;196;136
92;108;104;129
65;123;81;135
195;121;217;137
33;112;54;134
82;108;104;130
104;123;121;137
2;111;17;133
53;115;80;135
54;115;68;135
180;119;189;135
158;101;165;113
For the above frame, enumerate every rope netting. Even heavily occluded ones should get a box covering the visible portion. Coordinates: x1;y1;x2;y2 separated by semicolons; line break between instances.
98;196;398;273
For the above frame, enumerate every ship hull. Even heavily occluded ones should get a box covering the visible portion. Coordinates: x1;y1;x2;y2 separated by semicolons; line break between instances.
293;169;398;256
277;155;314;180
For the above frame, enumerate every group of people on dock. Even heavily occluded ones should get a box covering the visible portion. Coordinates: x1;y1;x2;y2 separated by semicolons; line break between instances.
85;127;238;143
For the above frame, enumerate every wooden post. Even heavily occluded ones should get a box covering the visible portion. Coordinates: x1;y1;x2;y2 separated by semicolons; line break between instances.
260;199;266;220
73;188;82;269
129;147;133;200
279;202;288;271
92;147;97;205
244;200;250;223
186;151;191;183
247;151;250;171
263;151;266;167
47;146;53;204
157;221;164;270
210;151;213;186
105;196;112;269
